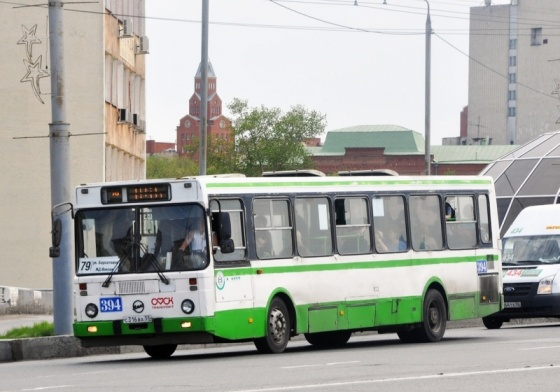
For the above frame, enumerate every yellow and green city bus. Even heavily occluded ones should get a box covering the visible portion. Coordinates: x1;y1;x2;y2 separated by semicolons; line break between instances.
58;173;502;358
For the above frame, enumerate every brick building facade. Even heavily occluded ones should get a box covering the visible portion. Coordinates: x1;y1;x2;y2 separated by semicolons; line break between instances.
175;62;231;159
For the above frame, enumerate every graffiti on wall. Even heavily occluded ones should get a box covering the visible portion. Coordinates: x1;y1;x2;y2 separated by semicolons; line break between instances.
17;24;50;104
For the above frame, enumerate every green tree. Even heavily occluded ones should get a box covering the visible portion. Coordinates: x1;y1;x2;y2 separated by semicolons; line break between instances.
182;134;238;175
146;155;198;179
228;98;326;177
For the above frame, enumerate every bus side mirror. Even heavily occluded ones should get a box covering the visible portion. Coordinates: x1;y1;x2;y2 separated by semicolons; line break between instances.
213;212;234;254
49;218;62;258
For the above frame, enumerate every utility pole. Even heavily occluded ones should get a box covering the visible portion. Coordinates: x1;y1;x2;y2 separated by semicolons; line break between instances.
424;0;432;175
48;0;73;334
199;0;209;175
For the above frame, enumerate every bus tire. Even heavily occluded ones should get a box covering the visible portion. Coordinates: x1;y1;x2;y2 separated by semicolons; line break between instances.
416;289;447;342
397;330;417;343
304;330;352;348
482;316;504;329
254;297;290;354
143;344;177;359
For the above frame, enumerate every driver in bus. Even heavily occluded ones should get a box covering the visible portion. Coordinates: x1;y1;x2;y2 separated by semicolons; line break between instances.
172;215;217;269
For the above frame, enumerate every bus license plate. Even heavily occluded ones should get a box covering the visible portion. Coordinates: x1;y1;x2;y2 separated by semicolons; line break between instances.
123;315;152;324
504;302;521;309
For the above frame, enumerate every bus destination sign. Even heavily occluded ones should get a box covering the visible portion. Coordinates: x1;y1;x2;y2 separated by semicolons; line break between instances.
102;184;171;204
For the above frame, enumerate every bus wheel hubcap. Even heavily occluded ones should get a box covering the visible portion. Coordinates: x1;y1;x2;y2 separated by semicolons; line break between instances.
269;309;286;342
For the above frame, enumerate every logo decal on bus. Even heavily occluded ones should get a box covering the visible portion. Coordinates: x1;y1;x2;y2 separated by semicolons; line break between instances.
216;271;225;290
133;300;144;313
151;297;174;309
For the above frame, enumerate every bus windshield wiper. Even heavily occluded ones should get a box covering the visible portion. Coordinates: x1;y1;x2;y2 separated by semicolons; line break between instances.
102;242;134;287
138;244;169;285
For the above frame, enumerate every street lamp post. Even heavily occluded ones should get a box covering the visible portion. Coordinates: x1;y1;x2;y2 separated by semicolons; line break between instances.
424;0;432;175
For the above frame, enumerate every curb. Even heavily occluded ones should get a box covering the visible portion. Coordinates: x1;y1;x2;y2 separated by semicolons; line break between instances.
0;336;120;362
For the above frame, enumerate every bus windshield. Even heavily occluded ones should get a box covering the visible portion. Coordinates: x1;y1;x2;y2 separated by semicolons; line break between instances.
76;204;209;275
502;236;560;265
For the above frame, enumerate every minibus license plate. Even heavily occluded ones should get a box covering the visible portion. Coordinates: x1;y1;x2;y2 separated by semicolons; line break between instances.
123;315;152;324
504;302;521;308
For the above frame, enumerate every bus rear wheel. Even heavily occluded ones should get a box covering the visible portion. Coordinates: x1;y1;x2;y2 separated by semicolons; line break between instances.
304;331;352;348
254;297;291;354
143;344;177;359
416;289;447;342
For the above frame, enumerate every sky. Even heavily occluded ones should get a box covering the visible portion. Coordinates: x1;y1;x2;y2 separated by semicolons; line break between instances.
145;0;511;145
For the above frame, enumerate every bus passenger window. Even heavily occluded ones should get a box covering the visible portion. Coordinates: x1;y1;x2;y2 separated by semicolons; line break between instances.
253;199;293;259
409;195;443;251
478;194;491;244
372;196;407;253
295;197;332;257
446;196;477;249
335;198;371;255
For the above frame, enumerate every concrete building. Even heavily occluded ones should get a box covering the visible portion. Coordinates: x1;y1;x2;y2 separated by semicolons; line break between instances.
176;62;232;158
468;0;560;145
0;1;147;288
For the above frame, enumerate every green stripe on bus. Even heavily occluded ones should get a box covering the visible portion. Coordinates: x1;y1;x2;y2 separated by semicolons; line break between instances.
215;254;497;277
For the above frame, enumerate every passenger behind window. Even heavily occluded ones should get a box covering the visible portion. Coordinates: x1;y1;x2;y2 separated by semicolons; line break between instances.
256;230;273;258
376;228;406;253
340;226;370;254
445;202;456;221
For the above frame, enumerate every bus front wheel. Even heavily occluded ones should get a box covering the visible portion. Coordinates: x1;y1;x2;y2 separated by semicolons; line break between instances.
254;297;291;354
143;344;177;359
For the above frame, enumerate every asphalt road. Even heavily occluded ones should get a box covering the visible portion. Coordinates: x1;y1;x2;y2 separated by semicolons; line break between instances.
1;321;560;392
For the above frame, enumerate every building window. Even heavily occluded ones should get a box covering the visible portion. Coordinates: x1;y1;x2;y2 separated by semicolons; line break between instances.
508;107;516;117
509;56;516;66
509;73;516;83
531;27;542;46
509;39;517;49
508;90;516;101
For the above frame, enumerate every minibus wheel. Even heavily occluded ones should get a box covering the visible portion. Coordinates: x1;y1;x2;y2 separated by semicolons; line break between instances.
482;316;504;329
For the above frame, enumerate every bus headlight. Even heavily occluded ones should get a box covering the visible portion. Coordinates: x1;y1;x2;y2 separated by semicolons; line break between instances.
85;303;99;318
181;299;195;314
537;276;554;295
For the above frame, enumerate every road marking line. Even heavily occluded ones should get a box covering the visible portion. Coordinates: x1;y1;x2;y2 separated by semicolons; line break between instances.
281;361;359;369
518;345;560;351
231;364;560;391
21;386;74;391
